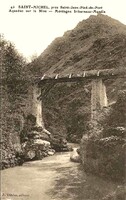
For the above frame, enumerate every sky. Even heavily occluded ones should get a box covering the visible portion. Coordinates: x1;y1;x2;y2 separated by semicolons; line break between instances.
1;0;126;61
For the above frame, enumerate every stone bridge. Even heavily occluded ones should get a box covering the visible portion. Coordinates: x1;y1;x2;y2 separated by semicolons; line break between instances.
30;68;125;128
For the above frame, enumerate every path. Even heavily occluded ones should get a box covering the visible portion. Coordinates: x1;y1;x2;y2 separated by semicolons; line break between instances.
1;146;118;200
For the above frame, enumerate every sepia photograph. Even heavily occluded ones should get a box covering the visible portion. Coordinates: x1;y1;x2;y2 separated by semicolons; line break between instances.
0;0;126;199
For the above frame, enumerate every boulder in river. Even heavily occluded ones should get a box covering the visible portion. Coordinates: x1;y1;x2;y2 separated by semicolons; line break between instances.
51;137;72;152
70;148;81;163
21;138;55;161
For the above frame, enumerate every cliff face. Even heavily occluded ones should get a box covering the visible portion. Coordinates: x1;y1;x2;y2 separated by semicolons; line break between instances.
30;14;126;142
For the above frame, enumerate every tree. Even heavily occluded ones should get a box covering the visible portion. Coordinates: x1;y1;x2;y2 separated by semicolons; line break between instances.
0;35;29;93
0;35;26;82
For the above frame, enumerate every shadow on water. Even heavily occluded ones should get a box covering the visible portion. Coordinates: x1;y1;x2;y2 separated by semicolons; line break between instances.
46;163;118;200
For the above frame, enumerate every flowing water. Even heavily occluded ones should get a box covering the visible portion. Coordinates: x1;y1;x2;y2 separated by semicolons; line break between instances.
1;145;118;200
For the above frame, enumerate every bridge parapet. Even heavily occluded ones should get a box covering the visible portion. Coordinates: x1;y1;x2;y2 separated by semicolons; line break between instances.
38;68;125;85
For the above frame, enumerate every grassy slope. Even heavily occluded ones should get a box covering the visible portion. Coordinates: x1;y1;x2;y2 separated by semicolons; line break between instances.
32;14;126;75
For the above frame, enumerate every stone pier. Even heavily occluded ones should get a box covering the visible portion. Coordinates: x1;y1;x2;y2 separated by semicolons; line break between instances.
32;85;44;127
91;78;108;120
27;85;51;135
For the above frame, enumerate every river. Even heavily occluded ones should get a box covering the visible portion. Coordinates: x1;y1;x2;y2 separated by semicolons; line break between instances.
1;145;118;200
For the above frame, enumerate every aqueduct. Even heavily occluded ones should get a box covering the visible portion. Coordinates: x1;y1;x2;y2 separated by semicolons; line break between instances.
29;68;125;129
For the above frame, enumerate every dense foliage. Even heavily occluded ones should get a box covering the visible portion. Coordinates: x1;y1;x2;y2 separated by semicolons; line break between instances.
80;90;126;182
0;36;30;91
0;36;29;169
